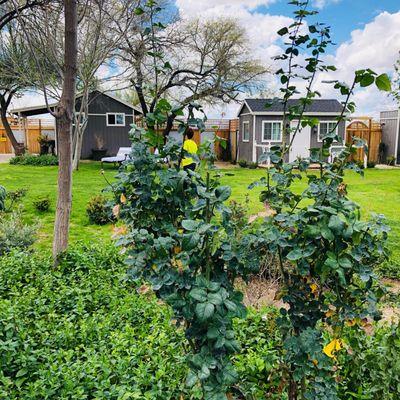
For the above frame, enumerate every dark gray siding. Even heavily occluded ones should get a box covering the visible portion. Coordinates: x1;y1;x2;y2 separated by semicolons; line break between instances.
237;114;254;162
80;92;135;159
380;110;399;163
81;115;134;159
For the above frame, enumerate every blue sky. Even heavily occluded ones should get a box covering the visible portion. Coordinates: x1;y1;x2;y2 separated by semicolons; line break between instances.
258;0;400;45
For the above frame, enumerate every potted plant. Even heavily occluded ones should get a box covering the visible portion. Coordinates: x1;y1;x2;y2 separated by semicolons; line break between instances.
91;135;107;161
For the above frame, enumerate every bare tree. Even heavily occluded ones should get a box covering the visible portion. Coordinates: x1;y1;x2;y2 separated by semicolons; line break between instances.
114;1;268;134
0;28;31;154
21;0;129;169
0;0;49;30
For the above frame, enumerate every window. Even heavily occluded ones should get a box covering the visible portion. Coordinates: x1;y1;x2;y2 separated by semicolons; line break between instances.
107;113;125;127
318;122;337;142
262;121;282;142
242;121;250;142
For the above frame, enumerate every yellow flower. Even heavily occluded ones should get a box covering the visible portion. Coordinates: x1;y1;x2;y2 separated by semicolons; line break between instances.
120;193;127;204
323;339;343;359
346;319;357;327
310;283;318;295
173;246;182;255
325;310;335;318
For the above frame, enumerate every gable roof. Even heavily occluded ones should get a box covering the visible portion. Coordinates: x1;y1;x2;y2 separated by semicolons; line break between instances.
10;90;142;116
239;98;344;116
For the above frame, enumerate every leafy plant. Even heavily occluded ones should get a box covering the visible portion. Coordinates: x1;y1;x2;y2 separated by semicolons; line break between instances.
114;101;260;399
0;211;37;255
250;1;392;399
248;162;259;169
0;185;5;212
33;196;51;212
9;154;58;166
86;195;113;225
387;155;396;166
367;161;376;169
238;159;248;168
0;243;201;399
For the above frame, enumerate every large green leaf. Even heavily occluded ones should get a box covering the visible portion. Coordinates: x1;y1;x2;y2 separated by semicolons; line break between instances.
195;302;215;321
375;74;392;92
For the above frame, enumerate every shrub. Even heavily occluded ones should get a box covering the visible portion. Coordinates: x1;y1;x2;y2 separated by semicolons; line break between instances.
387;155;396;166
0;243;200;400
0;212;37;255
0;185;5;212
367;161;376;168
33;196;51;212
248;161;259;169
86;195;113;225
238;159;248;168
9;154;58;166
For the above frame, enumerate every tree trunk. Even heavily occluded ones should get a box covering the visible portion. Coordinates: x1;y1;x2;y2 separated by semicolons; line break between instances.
0;96;25;155
72;90;89;171
52;0;78;261
288;377;298;400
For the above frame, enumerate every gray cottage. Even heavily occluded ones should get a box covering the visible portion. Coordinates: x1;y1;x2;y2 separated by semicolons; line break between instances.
236;99;346;164
380;109;400;164
11;90;141;159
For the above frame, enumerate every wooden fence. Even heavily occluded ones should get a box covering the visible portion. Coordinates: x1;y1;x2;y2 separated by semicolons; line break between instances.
0;118;55;154
346;118;382;163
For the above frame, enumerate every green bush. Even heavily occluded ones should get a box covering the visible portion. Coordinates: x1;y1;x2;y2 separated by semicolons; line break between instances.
0;212;37;255
338;324;400;399
0;244;398;399
9;154;58;166
33;196;51;212
248;161;259;169
86;195;113;225
238;159;248;168
367;161;376;168
0;185;5;212
387;156;396;166
0;244;200;400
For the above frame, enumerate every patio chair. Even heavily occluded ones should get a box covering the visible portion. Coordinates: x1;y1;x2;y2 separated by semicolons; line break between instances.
101;147;131;167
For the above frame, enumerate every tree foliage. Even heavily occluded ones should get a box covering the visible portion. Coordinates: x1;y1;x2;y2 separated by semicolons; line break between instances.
113;103;261;399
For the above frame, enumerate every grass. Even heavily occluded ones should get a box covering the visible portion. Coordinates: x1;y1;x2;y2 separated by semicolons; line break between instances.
1;161;399;275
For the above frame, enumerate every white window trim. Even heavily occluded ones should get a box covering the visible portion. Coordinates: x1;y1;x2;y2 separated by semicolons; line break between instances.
318;121;338;142
262;121;282;143
106;112;126;127
242;121;250;142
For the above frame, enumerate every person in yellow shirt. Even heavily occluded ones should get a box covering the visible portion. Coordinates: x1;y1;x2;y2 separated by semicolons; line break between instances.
182;129;198;171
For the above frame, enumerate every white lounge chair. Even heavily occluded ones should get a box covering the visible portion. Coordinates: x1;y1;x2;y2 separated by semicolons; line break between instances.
101;147;131;167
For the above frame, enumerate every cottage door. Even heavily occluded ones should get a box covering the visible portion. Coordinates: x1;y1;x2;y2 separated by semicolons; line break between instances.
289;123;311;162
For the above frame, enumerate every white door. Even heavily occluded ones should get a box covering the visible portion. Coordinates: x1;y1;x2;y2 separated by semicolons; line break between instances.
289;124;311;162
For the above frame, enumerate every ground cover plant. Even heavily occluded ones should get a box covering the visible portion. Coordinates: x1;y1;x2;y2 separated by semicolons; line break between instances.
1;243;399;400
9;154;58;166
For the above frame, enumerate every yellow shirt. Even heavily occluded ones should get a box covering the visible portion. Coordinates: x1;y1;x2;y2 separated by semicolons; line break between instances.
182;139;198;167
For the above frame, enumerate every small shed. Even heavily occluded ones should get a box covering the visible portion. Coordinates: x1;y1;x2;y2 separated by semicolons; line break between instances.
10;90;142;159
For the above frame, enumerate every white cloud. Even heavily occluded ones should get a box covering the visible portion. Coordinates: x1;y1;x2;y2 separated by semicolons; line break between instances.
315;11;400;117
313;0;341;10
176;0;276;18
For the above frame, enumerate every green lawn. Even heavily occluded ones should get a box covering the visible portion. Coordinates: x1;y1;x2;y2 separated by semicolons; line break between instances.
1;162;399;275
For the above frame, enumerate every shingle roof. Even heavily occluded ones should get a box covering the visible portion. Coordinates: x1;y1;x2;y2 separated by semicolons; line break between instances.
244;98;343;114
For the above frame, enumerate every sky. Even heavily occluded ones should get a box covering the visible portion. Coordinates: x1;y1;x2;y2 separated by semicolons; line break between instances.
174;0;400;118
12;0;400;120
